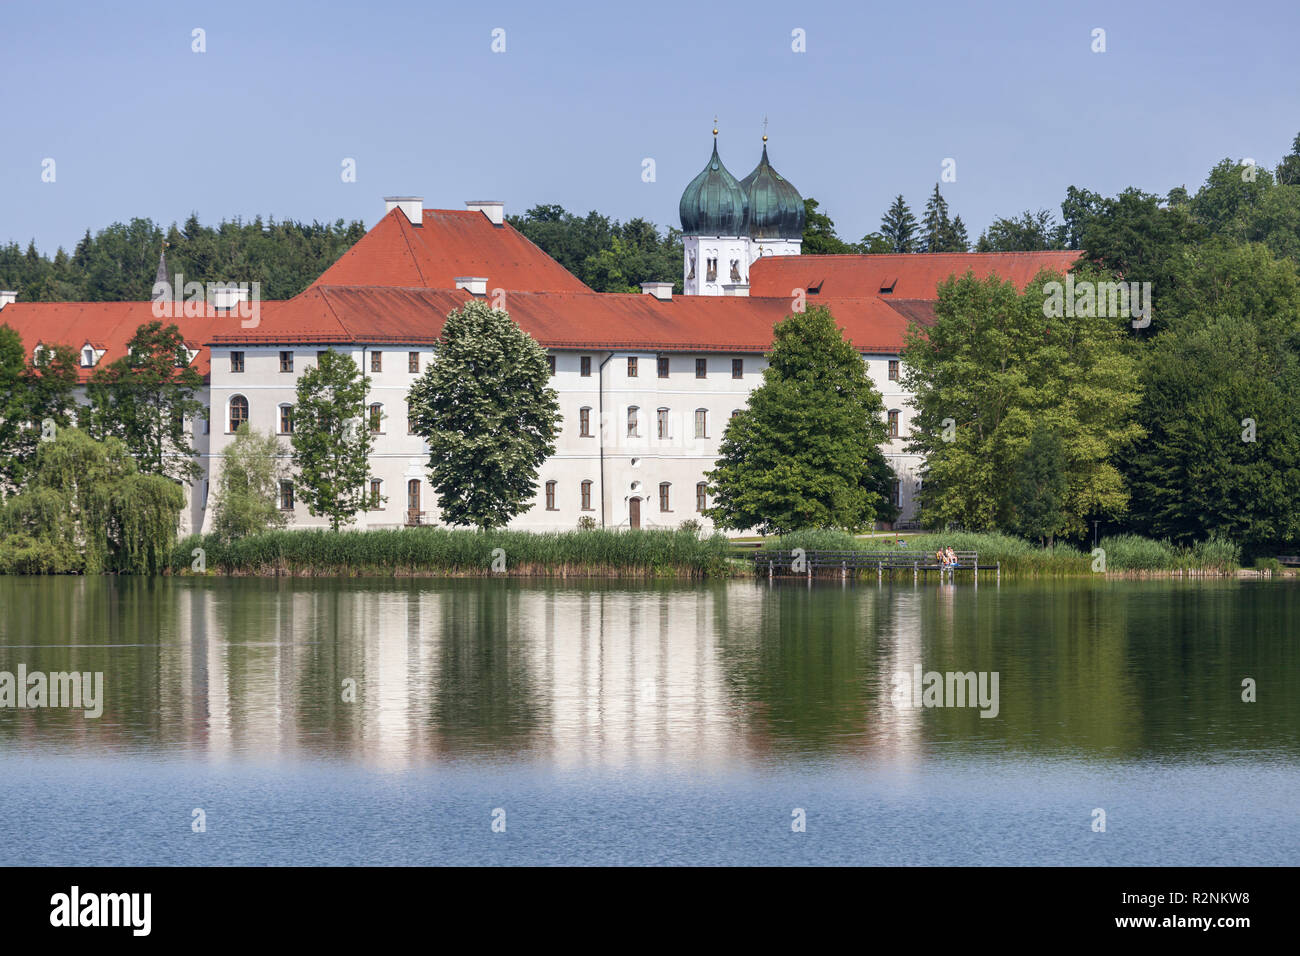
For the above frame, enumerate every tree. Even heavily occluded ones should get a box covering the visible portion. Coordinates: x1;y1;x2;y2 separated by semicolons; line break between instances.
0;327;78;493
212;423;291;540
407;300;560;530
705;305;891;535
508;205;682;291
880;195;918;253
290;349;373;530
943;214;970;253
920;185;950;253
901;269;1142;537
1125;316;1300;547
1009;423;1068;545
0;427;184;574
1060;186;1104;250
1276;132;1300;186
86;321;203;483
800;198;861;255
976;209;1064;251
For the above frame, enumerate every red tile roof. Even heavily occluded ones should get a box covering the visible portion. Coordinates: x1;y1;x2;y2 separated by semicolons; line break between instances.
209;285;916;354
0;301;283;381
749;251;1081;299
310;207;592;293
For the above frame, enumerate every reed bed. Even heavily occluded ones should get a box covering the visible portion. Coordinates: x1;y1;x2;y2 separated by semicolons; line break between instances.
171;527;734;578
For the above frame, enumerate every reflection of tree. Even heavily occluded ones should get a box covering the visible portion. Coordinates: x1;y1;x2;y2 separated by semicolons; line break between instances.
428;581;544;755
712;582;896;755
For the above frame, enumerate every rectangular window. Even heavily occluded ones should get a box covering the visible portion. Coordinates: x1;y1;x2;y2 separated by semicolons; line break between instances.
627;356;638;378
370;404;383;433
891;479;902;508
230;351;244;373
407;407;414;435
409;351;419;373
657;408;669;439
659;483;670;512
279;350;293;373
695;358;707;379
888;359;899;381
888;410;900;438
371;352;382;372
279;405;293;434
657;356;669;378
580;355;592;377
581;480;593;511
696;483;707;512
732;358;743;379
694;409;707;438
545;481;557;510
627;406;638;437
548;354;556;375
317;350;327;362
579;407;592;437
279;481;294;511
370;479;382;509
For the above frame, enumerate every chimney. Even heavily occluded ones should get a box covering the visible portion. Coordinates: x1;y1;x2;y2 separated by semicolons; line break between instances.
465;200;504;226
640;282;673;301
0;291;15;310
454;277;488;296
384;196;424;225
212;286;250;310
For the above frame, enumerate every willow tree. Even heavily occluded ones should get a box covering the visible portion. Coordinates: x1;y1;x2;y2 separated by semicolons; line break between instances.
213;423;291;540
407;300;560;529
0;427;184;574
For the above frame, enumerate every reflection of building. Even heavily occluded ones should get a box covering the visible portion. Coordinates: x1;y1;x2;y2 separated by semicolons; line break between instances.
0;136;1076;532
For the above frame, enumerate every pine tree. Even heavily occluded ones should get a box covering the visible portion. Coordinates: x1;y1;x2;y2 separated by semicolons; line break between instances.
920;185;950;253
290;349;373;530
880;195;918;253
943;214;970;252
705;305;892;534
407;300;560;530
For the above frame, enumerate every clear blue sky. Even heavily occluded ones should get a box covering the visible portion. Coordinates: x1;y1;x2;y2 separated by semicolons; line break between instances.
3;0;1299;253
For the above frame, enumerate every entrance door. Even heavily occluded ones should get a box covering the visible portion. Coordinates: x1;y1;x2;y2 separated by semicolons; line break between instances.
407;479;421;523
629;497;640;529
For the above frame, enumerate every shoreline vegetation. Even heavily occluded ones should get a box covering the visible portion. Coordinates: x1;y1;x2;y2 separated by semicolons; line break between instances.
94;526;1268;579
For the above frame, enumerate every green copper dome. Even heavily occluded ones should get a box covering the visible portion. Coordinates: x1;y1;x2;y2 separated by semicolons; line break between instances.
740;143;805;240
679;138;750;236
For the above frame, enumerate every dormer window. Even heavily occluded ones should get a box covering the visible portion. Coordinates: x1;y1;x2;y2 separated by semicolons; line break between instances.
879;278;898;294
80;345;97;368
32;344;48;366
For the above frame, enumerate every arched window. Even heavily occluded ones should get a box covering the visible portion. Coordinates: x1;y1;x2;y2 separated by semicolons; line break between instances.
369;478;383;510
694;408;708;438
659;482;671;512
696;482;707;512
279;404;293;434
369;403;383;433
228;395;248;433
580;480;593;511
579;406;592;437
545;480;557;510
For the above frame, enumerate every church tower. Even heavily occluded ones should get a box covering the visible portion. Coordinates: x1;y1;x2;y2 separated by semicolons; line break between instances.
679;127;750;295
680;127;805;295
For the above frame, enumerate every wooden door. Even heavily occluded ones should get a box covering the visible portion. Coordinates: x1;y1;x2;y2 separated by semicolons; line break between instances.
629;497;640;530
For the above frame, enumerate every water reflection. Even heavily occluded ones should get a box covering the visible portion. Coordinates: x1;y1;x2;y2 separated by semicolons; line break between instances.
0;577;1296;767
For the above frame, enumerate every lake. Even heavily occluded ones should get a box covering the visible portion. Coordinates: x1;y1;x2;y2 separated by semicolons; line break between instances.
0;576;1296;865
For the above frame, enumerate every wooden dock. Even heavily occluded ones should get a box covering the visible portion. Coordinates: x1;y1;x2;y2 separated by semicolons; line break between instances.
747;549;1000;584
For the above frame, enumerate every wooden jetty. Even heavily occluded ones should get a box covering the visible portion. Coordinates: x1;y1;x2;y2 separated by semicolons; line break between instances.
747;549;1000;584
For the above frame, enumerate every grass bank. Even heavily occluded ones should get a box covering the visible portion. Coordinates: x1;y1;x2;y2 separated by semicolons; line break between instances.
172;527;735;578
758;530;1241;576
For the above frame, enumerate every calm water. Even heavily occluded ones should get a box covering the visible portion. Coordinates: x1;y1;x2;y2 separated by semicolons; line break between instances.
0;576;1296;865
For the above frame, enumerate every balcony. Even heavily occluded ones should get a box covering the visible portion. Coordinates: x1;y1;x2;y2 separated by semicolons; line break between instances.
405;510;427;527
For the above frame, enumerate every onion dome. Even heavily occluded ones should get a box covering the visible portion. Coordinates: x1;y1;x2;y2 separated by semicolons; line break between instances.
740;138;805;240
679;131;750;236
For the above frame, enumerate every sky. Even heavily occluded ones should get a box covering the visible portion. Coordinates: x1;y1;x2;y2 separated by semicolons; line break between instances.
3;0;1299;254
